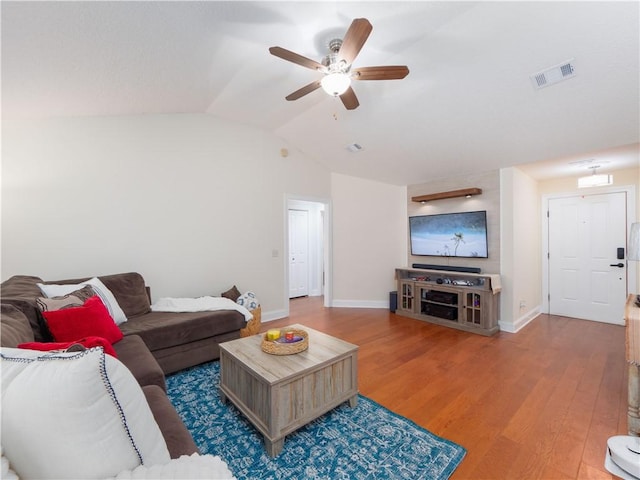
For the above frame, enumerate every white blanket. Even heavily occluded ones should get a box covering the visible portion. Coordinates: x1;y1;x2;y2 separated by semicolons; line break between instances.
151;296;253;322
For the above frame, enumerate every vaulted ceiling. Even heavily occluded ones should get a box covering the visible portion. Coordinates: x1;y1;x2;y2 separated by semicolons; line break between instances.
2;1;638;185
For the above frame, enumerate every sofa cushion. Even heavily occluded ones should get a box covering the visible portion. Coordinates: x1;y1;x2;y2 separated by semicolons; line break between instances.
1;347;171;479
114;335;166;391
42;296;124;344
119;310;245;352
0;275;43;298
0;275;50;341
45;272;151;318
0;304;35;347
39;277;128;325
99;273;151;318
151;330;240;375
142;385;198;459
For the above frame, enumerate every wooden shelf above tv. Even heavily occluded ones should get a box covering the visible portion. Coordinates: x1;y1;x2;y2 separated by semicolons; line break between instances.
411;188;482;203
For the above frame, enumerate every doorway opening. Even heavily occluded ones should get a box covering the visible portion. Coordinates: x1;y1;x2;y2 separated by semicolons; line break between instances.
285;197;331;315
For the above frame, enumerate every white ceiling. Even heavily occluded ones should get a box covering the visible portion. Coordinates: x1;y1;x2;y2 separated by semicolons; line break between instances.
2;1;639;185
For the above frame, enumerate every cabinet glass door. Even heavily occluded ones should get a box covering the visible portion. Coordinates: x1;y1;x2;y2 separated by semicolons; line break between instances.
401;282;413;310
465;292;482;325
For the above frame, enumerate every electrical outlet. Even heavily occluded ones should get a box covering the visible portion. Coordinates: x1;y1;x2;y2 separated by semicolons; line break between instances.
519;301;526;309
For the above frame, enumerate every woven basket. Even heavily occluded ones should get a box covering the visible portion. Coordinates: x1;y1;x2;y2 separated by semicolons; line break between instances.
240;306;262;337
261;328;309;355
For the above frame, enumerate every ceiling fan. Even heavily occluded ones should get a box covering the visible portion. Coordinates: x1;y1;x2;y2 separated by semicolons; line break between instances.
269;18;409;110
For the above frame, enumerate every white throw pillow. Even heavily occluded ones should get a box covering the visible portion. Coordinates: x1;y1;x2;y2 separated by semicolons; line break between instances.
105;453;236;480
1;347;170;479
38;277;128;325
236;291;259;311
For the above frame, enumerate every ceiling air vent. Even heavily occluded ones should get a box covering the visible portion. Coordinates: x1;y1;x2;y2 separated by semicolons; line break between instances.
530;59;575;90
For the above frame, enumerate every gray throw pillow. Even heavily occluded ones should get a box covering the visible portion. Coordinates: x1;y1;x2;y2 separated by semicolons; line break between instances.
35;285;96;312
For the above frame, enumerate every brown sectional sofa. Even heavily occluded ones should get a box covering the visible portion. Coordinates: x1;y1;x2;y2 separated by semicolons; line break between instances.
1;272;247;374
0;302;197;459
0;271;249;459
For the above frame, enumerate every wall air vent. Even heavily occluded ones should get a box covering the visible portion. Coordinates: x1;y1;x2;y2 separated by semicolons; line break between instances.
530;59;576;90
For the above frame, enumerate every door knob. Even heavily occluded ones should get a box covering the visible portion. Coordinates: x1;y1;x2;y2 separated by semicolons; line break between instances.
609;263;624;268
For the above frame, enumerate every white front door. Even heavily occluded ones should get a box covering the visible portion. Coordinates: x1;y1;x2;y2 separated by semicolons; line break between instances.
548;192;627;324
288;209;309;299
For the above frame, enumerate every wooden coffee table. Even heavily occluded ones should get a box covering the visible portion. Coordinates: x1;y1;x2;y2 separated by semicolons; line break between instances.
218;323;358;457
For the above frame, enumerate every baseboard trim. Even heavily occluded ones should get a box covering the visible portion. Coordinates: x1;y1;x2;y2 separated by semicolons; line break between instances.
499;306;540;333
330;300;389;309
262;309;288;322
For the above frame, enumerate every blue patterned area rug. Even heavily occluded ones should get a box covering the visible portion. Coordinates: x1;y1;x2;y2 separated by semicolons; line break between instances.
166;362;466;480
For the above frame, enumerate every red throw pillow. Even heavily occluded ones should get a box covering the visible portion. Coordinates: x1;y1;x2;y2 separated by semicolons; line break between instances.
18;336;118;358
42;296;123;344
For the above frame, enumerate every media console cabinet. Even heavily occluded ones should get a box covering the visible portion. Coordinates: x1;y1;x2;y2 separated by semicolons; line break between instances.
395;268;501;336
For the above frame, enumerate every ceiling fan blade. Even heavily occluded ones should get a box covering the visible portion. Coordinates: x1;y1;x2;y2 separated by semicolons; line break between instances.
269;46;325;71
337;18;373;66
339;87;360;110
285;80;322;101
352;65;410;81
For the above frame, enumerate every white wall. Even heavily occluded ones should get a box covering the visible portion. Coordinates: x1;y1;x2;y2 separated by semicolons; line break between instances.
11;112;630;326
1;114;332;317
500;167;541;332
407;170;501;274
331;173;407;308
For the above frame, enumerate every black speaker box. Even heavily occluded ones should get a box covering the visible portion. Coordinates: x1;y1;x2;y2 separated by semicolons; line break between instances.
425;290;458;305
389;291;398;313
423;303;458;320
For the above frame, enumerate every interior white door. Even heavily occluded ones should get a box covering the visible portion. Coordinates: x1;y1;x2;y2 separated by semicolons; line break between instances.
288;209;309;298
548;192;627;324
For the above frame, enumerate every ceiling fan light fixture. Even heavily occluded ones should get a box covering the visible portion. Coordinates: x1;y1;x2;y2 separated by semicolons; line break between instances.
321;72;351;96
269;18;407;109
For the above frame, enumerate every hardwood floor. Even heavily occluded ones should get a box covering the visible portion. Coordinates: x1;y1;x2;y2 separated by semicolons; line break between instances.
262;296;628;480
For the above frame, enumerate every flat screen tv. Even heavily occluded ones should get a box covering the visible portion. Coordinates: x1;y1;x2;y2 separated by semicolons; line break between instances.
409;210;488;258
